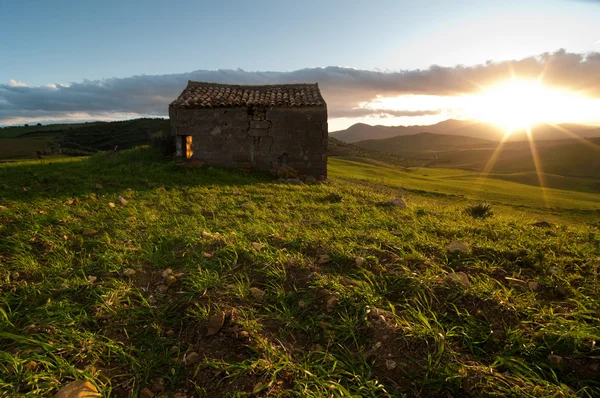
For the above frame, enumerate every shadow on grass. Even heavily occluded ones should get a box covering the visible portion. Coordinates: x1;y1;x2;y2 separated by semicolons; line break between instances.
0;147;272;203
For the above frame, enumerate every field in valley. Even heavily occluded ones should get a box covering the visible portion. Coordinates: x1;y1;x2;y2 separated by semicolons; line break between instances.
1;147;599;396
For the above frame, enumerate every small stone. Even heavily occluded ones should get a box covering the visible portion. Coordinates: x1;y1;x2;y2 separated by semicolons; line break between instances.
88;275;97;284
287;177;304;185
117;196;128;206
355;256;365;266
298;300;307;309
63;199;74;205
23;360;38;372
385;359;397;370
528;281;540;291
277;165;298;179
123;268;136;277
108;202;116;208
38;210;45;214
161;268;173;278
317;254;330;264
251;242;264;251
548;354;564;367
311;344;324;351
249;287;266;301
505;277;527;289
150;379;166;394
239;330;250;338
548;267;560;276
139;387;155;398
82;228;97;236
206;311;226;336
382;198;407;208
157;284;168;293
201;231;213;239
54;380;100;398
184;351;200;364
165;275;176;284
165;329;174;336
202;252;212;258
326;296;339;309
556;285;568;297
445;272;470;288
448;241;468;253
0;205;7;211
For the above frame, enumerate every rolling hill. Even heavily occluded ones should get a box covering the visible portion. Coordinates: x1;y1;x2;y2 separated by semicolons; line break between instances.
331;119;600;143
352;131;600;179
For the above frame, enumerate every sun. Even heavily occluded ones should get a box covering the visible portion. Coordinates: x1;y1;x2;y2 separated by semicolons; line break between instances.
469;79;565;132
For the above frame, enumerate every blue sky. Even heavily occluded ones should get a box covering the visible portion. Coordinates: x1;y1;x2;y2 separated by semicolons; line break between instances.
1;0;599;128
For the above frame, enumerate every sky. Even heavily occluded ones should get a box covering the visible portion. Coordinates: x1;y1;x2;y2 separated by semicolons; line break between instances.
1;0;599;130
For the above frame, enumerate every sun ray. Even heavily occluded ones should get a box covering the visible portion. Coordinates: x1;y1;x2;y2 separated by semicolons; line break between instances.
543;123;600;152
525;127;550;208
478;131;510;179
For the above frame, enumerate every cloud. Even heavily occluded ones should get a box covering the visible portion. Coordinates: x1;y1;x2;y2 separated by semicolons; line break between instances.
2;49;600;125
8;79;28;87
328;108;441;118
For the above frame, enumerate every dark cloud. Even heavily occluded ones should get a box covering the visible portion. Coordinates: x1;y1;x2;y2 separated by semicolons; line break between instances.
328;108;441;118
1;49;599;125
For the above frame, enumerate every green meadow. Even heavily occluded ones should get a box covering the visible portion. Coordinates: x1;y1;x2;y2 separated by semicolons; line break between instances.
0;147;599;397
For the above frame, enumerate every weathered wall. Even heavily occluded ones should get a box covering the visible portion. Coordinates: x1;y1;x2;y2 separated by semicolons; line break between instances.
169;106;328;178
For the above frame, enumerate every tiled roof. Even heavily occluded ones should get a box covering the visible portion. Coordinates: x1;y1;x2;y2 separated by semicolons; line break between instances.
170;81;326;109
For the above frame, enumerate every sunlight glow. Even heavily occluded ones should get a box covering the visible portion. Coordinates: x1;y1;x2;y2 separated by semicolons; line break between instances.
468;79;599;132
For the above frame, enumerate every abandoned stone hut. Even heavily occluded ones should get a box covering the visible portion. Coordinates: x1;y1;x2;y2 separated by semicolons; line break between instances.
169;81;328;179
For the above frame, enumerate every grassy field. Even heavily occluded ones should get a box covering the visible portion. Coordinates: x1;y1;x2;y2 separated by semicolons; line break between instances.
329;158;600;217
1;147;599;397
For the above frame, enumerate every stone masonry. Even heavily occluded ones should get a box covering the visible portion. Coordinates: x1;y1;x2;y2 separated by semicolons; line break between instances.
169;81;328;179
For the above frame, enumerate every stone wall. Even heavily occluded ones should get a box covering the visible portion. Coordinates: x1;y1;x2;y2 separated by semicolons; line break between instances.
169;106;328;178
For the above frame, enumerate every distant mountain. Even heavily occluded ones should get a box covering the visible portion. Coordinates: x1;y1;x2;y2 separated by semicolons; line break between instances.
356;132;493;153
330;119;600;143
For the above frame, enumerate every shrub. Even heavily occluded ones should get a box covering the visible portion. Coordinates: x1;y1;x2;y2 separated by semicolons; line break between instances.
150;130;175;157
465;202;494;219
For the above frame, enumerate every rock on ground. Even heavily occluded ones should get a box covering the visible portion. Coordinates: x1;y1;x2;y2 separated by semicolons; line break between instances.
448;241;468;253
54;380;100;398
445;272;470;288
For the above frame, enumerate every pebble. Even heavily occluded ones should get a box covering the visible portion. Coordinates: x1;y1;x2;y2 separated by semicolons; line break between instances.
448;241;468;253
206;311;226;336
117;196;128;206
123;268;136;277
355;256;366;266
445;272;470;288
108;202;116;208
184;351;200;364
528;281;540;291
54;381;100;398
249;287;266;301
139;387;155;398
385;359;397;370
382;198;407;208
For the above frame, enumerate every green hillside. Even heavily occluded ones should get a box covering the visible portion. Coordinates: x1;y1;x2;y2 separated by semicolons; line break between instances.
353;132;600;180
0;148;599;396
0;118;169;159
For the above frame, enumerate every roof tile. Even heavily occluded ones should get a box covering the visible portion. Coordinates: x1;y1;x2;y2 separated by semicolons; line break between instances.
170;81;326;109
